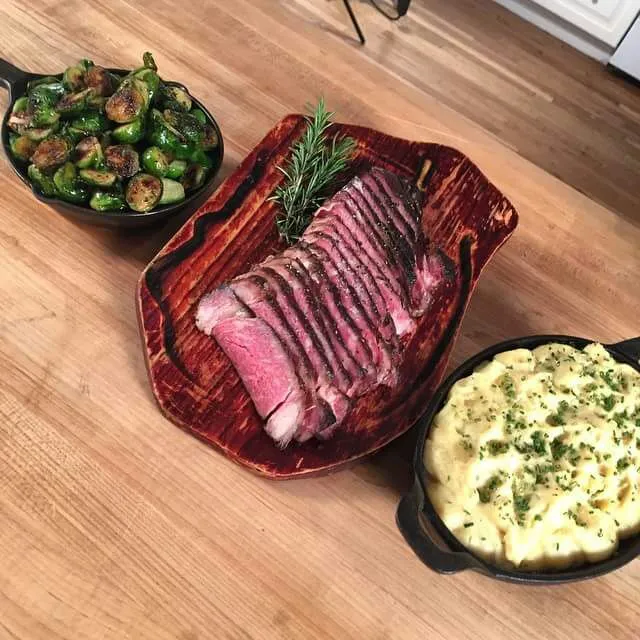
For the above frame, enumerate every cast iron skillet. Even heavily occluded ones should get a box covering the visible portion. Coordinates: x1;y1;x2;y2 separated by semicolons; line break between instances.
397;334;640;584
0;58;224;228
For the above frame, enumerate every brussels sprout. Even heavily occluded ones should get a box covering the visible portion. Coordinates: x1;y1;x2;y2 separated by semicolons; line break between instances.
202;124;219;151
75;136;104;168
28;164;56;197
158;178;185;205
12;96;29;113
163;109;203;146
112;118;144;143
85;66;117;97
147;108;193;159
105;144;139;177
7;110;32;134
165;159;187;179
70;112;108;135
190;108;207;125
189;148;212;169
125;173;162;212
31;107;60;127
141;146;169;177
135;69;160;103
105;78;149;123
31;136;70;171
78;168;117;187
53;162;89;203
56;88;93;115
9;134;37;162
27;76;60;92
89;189;126;212
161;85;192;112
24;126;58;142
62;59;92;91
28;82;65;111
181;163;206;191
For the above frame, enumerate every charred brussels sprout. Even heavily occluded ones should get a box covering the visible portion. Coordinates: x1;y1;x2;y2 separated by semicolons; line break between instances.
69;112;108;135
24;126;58;142
9;134;38;162
28;164;56;197
181;163;206;191
105;144;139;178
161;85;192;112
7;109;32;134
89;189;126;211
105;78;149;123
85;66;117;97
112;118;145;144
141;146;169;177
202;124;219;150
147;108;192;159
158;178;185;205
56;88;93;115
53;162;89;203
163;109;203;146
62;59;92;91
31;136;71;172
78;168;117;187
125;173;162;212
75;136;104;168
165;159;187;179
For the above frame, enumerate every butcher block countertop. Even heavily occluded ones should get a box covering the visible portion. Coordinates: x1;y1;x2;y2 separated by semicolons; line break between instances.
1;2;639;639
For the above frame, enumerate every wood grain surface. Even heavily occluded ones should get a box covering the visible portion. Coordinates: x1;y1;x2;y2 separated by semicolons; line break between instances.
0;1;639;638
137;115;517;477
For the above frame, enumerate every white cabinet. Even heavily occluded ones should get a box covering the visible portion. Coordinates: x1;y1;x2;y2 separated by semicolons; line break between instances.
527;0;640;46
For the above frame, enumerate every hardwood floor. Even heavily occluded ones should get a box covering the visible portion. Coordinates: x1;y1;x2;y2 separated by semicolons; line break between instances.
288;0;640;222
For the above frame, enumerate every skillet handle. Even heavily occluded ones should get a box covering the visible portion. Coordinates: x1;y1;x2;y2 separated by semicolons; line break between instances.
611;337;640;363
0;58;28;99
396;487;483;575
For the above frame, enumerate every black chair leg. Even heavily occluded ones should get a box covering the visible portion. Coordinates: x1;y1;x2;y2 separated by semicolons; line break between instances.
342;0;366;45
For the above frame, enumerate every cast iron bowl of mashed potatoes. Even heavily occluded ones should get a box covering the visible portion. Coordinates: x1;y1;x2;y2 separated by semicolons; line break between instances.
397;334;640;584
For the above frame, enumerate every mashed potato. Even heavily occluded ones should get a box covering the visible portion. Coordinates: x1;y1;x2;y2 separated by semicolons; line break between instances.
425;343;640;571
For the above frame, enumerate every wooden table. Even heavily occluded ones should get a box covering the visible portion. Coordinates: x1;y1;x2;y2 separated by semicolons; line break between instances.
1;1;639;638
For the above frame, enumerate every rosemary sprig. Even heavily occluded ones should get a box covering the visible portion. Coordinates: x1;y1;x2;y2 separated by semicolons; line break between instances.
272;98;356;244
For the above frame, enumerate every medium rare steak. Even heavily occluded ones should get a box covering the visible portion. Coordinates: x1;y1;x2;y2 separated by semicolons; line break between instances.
196;167;453;447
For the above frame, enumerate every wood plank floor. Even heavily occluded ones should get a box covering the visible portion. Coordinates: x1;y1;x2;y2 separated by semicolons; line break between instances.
287;0;640;223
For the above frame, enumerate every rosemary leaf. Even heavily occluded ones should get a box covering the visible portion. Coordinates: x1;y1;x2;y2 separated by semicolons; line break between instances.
272;98;355;244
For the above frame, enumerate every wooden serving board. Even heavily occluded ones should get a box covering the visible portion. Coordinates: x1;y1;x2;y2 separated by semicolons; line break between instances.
136;114;518;478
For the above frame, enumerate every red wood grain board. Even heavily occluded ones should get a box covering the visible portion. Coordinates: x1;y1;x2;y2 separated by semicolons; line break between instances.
136;115;518;478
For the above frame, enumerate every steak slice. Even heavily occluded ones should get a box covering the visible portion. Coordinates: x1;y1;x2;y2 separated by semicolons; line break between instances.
196;287;306;445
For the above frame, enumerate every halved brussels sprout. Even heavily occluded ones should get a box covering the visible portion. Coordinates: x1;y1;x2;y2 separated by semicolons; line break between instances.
53;162;89;203
90;189;126;212
162;85;192;112
147;108;193;159
78;168;117;187
105;78;149;123
125;173;162;212
24;126;58;142
141;146;169;177
85;66;117;97
181;163;207;191
31;136;71;171
105;144;139;178
70;112;109;135
134;69;160;103
202;124;219;151
165;159;187;179
28;164;56;197
62;59;92;91
28;83;65;118
7;110;32;134
189;108;207;125
75;136;104;168
56;88;93;115
163;109;203;146
9;134;38;162
112;118;144;144
158;178;185;205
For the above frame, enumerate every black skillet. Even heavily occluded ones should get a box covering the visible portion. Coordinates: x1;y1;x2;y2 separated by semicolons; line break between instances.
397;334;640;584
0;58;224;228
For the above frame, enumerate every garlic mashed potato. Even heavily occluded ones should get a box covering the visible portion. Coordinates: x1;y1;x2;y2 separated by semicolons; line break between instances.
425;343;640;570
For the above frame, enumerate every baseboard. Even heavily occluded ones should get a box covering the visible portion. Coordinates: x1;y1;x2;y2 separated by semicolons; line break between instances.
493;0;615;63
